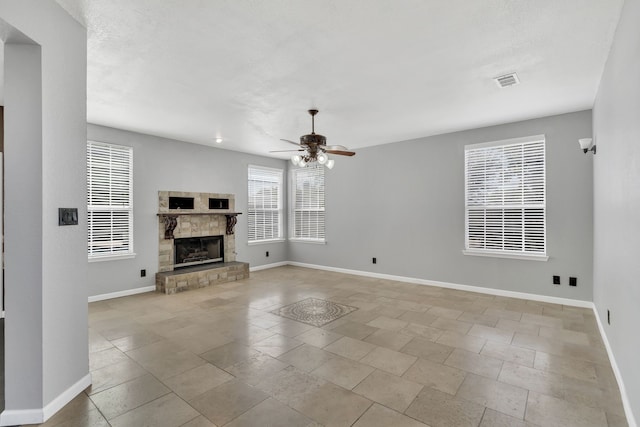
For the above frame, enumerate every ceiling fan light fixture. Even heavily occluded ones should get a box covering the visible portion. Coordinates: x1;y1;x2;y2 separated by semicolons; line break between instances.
317;152;328;165
326;159;335;169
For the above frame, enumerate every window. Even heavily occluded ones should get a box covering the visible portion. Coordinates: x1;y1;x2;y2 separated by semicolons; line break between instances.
290;165;325;242
87;141;134;260
247;165;283;243
464;135;547;260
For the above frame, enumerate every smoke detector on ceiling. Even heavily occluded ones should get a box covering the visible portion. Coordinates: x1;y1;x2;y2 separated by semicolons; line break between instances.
494;72;520;88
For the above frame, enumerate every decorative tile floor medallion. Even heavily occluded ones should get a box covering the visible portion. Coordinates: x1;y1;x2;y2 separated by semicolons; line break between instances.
272;298;358;327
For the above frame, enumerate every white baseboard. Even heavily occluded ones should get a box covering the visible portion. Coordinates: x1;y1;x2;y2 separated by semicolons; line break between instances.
0;373;91;426
287;261;592;308
88;285;156;303
593;307;638;427
250;261;288;272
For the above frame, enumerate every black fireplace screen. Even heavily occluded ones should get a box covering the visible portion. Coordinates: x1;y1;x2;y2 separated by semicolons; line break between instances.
174;235;223;267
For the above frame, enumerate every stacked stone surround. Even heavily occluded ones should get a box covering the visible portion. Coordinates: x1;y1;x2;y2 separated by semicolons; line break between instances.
156;191;249;294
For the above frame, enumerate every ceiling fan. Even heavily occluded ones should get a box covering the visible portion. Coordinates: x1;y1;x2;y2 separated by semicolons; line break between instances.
271;109;356;169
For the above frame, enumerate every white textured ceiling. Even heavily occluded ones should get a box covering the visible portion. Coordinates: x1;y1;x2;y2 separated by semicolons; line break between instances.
54;0;624;157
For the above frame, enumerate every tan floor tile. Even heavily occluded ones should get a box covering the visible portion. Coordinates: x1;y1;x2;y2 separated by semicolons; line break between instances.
436;330;486;353
498;361;564;398
444;348;503;379
90;374;170;420
430;317;473;334
87;358;148;395
353;370;424;412
324;336;376;360
457;373;528;419
353;403;428;427
180;415;217;427
366;315;409;331
468;324;514;344
606;412;630;427
428;306;464;319
401;337;454;363
525;391;608;427
225;353;289;386
89;347;130;371
88;329;114;354
405;386;485;427
495;318;540;335
252;333;303;357
360;346;417;376
110;330;164;352
224;397;314;427
125;339;187;363
562;376;626;417
458;312;499;327
364;328;414;350
137;349;206;379
484;308;523;321
521;313;564;329
539;326;590;346
289;382;372;426
162;363;234;401
294;327;343;348
398;310;439;326
401;323;443;341
268;319;315;337
311;356;375;389
479;408;531;427
200;341;261;369
278;343;336;372
402;357;465;395
480;340;535;367
109;393;199;427
188;379;269;426
329;320;378;340
254;366;326;407
534;351;598;383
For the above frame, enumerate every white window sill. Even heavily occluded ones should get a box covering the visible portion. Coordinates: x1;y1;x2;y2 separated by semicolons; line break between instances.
248;239;285;246
89;253;137;263
289;238;326;245
462;249;548;262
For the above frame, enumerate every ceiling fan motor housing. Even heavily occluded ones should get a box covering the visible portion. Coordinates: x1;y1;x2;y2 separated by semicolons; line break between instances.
300;133;327;146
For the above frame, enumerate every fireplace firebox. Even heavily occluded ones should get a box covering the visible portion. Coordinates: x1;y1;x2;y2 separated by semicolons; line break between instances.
174;235;223;268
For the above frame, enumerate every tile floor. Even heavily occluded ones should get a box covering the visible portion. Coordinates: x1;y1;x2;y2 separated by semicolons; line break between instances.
36;266;627;427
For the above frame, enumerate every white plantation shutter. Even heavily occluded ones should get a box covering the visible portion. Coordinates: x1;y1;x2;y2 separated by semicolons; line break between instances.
291;165;325;242
87;141;134;259
465;135;546;258
248;165;283;243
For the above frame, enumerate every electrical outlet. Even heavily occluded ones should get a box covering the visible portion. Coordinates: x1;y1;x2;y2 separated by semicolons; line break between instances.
372;257;377;264
553;275;560;285
607;309;610;325
266;251;269;257
569;277;577;287
140;269;146;277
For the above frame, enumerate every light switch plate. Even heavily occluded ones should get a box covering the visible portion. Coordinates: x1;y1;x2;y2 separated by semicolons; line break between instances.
59;208;78;226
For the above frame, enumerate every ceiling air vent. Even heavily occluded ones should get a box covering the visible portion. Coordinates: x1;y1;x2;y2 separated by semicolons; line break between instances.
494;72;520;88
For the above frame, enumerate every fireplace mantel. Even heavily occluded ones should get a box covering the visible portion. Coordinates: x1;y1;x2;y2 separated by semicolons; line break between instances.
158;212;242;239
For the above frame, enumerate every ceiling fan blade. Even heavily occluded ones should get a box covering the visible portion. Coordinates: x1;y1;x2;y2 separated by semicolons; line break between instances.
280;138;301;146
269;149;305;153
325;149;356;156
325;145;350;151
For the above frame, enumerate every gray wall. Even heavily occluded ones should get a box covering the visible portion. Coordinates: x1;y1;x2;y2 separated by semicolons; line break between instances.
290;110;594;301
87;124;288;297
593;0;640;422
0;0;89;418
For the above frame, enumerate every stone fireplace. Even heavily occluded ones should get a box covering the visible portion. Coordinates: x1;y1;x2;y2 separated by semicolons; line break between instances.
155;191;249;294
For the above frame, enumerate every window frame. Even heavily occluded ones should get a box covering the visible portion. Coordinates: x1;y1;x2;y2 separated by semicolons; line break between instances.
463;134;548;261
87;140;135;262
289;165;326;244
247;165;285;244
